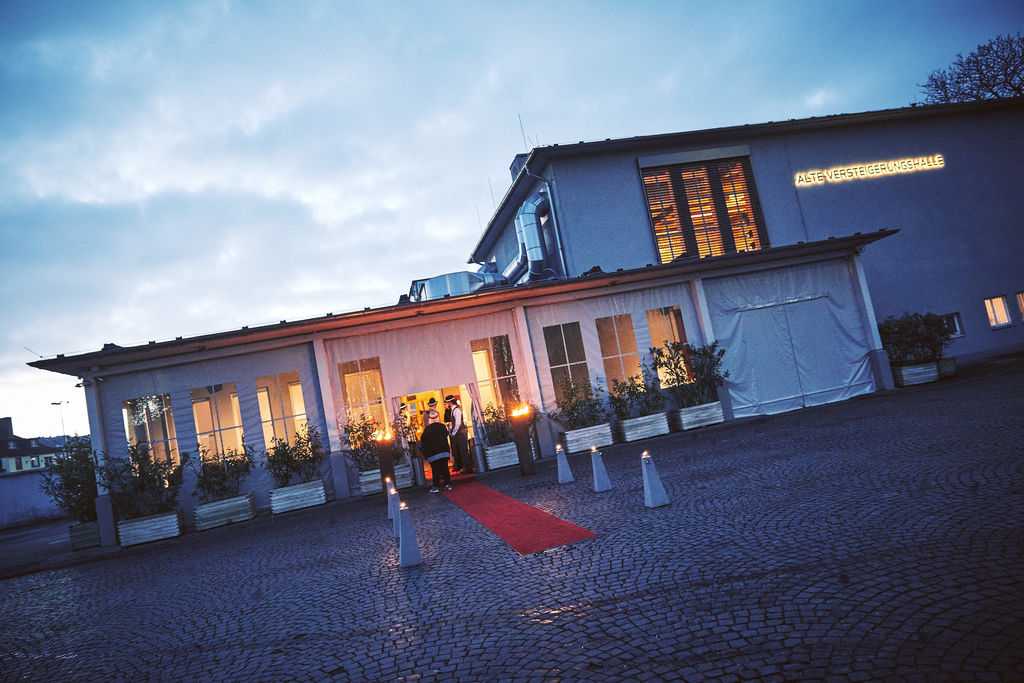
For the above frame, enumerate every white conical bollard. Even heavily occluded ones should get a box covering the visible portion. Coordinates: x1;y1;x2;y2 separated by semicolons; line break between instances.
398;502;422;567
641;450;669;508
591;446;612;492
385;477;396;520
555;444;574;484
390;485;401;538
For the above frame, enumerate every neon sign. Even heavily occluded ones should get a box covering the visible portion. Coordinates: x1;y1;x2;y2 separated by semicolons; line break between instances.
794;154;944;187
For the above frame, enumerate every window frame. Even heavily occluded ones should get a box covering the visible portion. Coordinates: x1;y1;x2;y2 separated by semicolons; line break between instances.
255;371;308;447
339;357;387;428
543;321;591;403
190;383;245;459
122;393;180;464
471;335;520;411
596;313;640;388
984;295;1013;328
641;156;769;264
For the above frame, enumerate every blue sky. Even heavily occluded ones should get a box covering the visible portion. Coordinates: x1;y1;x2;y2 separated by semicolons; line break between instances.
2;0;1022;438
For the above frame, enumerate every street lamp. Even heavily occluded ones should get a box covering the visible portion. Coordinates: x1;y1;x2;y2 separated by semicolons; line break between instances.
51;401;67;437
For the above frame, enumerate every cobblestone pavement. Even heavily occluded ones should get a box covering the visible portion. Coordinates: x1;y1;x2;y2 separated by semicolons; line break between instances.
2;362;1023;682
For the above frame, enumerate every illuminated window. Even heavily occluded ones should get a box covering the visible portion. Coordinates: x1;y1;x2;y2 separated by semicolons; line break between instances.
256;371;308;447
122;394;180;464
984;296;1012;328
642;157;768;263
647;306;688;385
1017;292;1024;321
543;322;590;403
471;335;520;411
339;357;386;426
596;314;640;387
190;383;244;457
939;312;964;338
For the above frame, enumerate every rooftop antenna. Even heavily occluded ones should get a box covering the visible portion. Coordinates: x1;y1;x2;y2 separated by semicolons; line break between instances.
488;178;496;209
476;205;483;233
24;346;42;358
518;113;528;151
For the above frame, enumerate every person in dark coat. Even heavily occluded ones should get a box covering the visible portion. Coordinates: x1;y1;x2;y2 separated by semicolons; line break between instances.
419;410;452;492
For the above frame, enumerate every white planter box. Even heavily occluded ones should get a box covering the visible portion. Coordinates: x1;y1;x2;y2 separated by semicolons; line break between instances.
358;463;413;495
194;493;255;531
674;401;724;430
621;412;670;442
269;479;326;514
564;422;614;454
485;442;519;470
118;511;182;547
69;521;101;551
892;361;939;387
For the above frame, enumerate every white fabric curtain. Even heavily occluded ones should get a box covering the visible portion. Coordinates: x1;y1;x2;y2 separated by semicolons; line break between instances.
704;259;875;417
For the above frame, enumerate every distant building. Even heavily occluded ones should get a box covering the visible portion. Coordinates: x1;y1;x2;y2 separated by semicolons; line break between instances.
0;417;59;473
29;98;1024;543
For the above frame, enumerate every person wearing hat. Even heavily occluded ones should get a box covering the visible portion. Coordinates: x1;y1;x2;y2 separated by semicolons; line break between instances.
418;409;452;492
445;394;473;474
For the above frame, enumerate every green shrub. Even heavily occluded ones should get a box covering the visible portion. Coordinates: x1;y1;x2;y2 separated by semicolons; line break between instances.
878;312;952;363
264;425;324;487
553;377;609;430
189;445;255;503
651;341;729;408
609;364;665;420
341;414;384;472
39;437;99;523
98;444;184;519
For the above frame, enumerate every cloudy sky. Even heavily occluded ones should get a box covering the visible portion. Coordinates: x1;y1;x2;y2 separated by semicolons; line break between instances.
1;0;1021;438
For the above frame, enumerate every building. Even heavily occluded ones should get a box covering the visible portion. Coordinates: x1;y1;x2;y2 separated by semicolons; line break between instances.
0;417;59;473
29;98;1023;542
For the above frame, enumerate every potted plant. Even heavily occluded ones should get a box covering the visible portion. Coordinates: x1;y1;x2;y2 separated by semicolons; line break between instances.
651;340;729;430
388;405;416;488
188;445;256;531
481;403;538;470
878;312;954;387
341;414;389;495
610;364;669;442
39;436;101;550
98;444;185;547
264;425;327;514
553;377;613;453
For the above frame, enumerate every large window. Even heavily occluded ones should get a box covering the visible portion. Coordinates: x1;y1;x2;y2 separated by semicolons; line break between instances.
1017;292;1024;322
191;383;244;457
471;335;520;411
984;296;1012;328
543;322;590;403
122;393;179;464
256;371;308;447
596;314;640;387
339;357;386;426
647;306;688;385
642;157;768;263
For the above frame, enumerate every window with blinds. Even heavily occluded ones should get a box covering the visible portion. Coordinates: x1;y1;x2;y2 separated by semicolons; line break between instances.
642;157;768;264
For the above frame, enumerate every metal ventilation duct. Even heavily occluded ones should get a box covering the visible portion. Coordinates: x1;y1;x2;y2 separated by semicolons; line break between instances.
502;190;551;283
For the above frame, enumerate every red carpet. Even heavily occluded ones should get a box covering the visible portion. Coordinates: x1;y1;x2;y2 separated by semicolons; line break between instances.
442;479;596;555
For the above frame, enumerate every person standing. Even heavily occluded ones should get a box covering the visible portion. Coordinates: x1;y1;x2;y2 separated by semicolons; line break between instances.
419;410;452;492
446;394;473;474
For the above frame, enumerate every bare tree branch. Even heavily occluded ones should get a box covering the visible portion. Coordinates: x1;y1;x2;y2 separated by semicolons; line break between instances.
918;33;1024;103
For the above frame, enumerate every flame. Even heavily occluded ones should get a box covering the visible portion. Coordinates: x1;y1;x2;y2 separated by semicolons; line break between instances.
374;430;393;441
511;404;531;417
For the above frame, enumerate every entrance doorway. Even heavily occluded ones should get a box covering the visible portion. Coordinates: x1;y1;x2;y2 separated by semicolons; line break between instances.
402;384;476;481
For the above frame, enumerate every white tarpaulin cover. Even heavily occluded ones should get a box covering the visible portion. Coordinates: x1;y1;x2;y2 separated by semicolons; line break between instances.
704;259;875;417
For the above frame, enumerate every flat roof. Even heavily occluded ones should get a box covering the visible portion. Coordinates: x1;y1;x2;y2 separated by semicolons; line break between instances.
31;230;896;377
